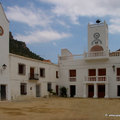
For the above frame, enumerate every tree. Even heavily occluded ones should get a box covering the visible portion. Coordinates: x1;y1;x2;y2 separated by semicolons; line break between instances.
60;87;67;97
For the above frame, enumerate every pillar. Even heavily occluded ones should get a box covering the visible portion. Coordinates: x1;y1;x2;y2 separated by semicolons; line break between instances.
93;83;98;98
83;84;87;98
105;84;109;98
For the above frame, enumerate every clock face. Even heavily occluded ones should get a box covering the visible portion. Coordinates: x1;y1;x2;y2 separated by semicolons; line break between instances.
91;32;102;45
93;33;100;39
0;26;4;36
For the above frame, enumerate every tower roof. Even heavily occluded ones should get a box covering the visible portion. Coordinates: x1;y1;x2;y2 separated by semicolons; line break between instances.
0;2;9;23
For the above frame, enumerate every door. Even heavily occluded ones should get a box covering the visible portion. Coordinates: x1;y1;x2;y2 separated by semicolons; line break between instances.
30;67;34;79
70;85;76;97
98;85;105;98
56;85;59;95
88;85;94;98
0;85;6;100
117;85;120;96
36;84;40;97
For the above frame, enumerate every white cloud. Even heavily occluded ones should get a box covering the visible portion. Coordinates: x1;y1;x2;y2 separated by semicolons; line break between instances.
6;6;51;27
15;30;71;43
109;18;120;34
40;0;120;24
57;20;70;28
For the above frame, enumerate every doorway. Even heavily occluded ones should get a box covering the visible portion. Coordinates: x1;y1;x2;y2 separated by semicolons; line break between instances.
56;85;59;95
36;84;40;97
30;67;34;79
70;85;76;97
0;85;6;100
98;85;105;98
88;85;94;98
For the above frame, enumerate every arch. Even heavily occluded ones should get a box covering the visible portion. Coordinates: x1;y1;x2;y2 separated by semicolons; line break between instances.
90;45;103;52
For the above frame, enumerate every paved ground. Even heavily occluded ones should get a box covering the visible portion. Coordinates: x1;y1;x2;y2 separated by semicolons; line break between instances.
0;97;120;120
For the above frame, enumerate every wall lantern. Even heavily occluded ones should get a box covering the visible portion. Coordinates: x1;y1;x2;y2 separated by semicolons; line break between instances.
2;64;7;70
112;65;115;72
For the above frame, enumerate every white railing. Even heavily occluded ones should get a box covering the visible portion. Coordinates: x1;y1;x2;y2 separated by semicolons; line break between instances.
117;76;120;81
59;51;120;61
110;51;120;57
69;77;76;82
84;51;109;58
85;76;107;82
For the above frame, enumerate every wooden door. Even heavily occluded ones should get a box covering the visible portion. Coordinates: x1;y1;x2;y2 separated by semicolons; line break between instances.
30;67;34;79
98;85;105;98
88;85;94;98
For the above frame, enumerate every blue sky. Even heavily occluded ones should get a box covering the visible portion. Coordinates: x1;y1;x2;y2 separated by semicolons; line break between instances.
1;0;120;63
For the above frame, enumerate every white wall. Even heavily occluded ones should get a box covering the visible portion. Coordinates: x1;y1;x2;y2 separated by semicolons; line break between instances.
0;4;10;100
9;54;59;100
58;51;120;98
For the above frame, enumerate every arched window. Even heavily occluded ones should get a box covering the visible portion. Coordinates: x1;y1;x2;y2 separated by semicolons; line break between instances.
90;45;103;52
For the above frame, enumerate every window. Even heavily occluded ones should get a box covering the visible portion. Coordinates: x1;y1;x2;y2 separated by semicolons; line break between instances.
40;68;45;77
47;83;52;92
117;68;120;76
69;70;76;77
88;69;96;76
69;70;76;82
56;71;59;78
98;68;106;76
18;64;26;75
20;83;27;95
117;68;120;81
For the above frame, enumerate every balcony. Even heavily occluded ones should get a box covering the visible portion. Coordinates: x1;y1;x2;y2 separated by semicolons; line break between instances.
110;51;120;57
69;77;76;82
84;50;109;60
29;73;39;80
85;76;108;83
117;76;120;81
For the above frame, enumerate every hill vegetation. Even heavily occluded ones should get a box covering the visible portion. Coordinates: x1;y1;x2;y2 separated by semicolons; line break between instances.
9;32;44;61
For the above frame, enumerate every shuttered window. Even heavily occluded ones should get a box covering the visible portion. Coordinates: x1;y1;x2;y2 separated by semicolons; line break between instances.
69;70;76;77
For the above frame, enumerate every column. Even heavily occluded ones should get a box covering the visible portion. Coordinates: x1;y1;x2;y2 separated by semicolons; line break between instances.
83;84;87;98
93;83;98;98
105;84;109;98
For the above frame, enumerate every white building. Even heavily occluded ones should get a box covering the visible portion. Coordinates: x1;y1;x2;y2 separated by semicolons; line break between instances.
58;21;120;98
0;3;120;101
0;3;59;101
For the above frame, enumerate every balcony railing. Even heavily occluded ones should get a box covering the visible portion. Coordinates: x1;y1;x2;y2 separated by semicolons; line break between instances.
117;76;120;81
110;51;120;57
29;73;39;80
84;50;109;58
85;76;107;82
69;77;76;82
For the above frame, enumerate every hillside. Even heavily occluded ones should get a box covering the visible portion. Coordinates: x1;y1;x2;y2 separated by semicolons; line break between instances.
9;32;44;61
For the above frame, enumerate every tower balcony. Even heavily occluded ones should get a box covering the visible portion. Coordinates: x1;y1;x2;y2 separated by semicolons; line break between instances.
84;50;109;60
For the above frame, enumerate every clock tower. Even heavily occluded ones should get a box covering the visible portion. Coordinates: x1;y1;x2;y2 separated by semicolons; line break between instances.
88;21;108;52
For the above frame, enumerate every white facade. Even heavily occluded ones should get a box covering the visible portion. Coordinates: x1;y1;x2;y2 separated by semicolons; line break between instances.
58;22;120;98
0;3;59;101
9;54;58;100
1;3;120;100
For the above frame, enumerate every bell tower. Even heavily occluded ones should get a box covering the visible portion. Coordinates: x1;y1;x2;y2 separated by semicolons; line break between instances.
0;3;10;100
88;21;108;52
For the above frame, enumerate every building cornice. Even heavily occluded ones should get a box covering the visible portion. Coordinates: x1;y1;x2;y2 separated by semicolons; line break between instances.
9;53;58;67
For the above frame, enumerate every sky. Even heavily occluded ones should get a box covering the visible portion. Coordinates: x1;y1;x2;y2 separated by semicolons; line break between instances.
1;0;120;63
